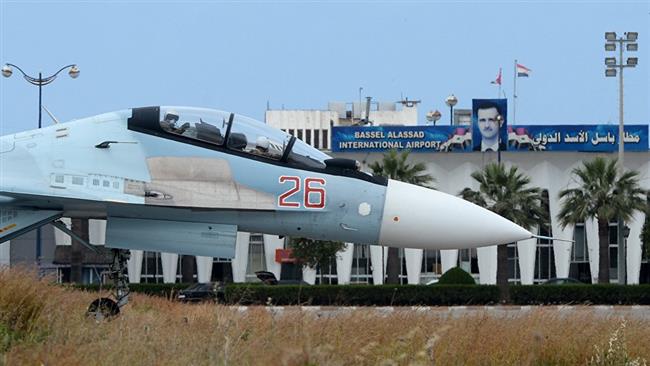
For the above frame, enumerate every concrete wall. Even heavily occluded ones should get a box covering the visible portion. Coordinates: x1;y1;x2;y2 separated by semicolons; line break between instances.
369;105;418;126
265;110;337;131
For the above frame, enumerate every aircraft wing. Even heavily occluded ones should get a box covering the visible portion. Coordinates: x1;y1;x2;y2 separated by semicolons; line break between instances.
0;206;63;243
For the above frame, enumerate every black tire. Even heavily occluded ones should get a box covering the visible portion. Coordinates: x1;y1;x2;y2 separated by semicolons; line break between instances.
87;297;120;320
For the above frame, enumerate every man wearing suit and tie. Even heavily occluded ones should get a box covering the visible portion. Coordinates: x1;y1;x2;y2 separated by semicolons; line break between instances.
472;99;508;152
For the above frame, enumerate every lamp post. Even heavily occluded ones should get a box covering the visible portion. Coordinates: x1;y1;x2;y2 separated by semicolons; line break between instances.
445;94;458;125
426;110;441;126
2;63;80;266
2;63;79;129
604;32;638;284
496;114;503;163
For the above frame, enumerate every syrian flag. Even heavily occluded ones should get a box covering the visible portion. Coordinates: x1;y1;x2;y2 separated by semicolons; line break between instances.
516;63;531;77
491;68;502;85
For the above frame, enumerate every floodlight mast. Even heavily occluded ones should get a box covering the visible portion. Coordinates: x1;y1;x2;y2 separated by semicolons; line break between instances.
604;32;638;285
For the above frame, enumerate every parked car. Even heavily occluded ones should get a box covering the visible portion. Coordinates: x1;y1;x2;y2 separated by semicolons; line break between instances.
255;271;310;285
543;277;584;285
177;282;224;303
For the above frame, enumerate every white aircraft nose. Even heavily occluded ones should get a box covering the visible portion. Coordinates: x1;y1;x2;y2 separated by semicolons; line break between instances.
378;179;532;249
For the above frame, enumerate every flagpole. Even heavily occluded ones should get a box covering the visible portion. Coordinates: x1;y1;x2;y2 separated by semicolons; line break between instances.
498;68;502;98
513;59;517;125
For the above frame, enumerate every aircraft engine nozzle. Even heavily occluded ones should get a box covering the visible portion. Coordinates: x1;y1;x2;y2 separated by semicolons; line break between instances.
378;179;532;249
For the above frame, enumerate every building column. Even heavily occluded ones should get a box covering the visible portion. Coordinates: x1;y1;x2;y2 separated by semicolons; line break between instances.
335;243;354;285
404;248;423;284
523;160;574;280
302;266;316;285
548;193;573;279
127;250;143;283
0;241;9;266
477;245;497;284
88;219;106;245
53;217;71;246
517;236;537;285
440;249;458;274
370;245;388;285
161;252;179;283
585;218;600;284
263;234;284;280
195;256;213;283
231;232;250;283
626;210;645;284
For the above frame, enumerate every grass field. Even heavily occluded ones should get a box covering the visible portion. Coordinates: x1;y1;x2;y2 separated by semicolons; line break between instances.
1;268;649;366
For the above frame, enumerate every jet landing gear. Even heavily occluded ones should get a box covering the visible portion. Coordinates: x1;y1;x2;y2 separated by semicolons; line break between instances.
50;220;131;319
87;249;131;320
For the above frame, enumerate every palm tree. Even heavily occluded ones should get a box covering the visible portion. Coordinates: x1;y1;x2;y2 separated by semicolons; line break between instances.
368;149;434;284
368;149;434;188
460;163;545;292
558;157;647;284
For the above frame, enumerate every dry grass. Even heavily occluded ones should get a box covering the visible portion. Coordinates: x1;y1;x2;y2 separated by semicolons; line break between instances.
1;267;649;366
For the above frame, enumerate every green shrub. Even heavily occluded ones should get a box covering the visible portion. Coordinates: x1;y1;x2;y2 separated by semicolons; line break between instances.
510;285;650;305
437;267;475;285
74;282;650;305
224;284;498;306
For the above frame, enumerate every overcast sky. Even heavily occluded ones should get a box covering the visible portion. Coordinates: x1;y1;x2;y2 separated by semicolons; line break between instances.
1;1;648;134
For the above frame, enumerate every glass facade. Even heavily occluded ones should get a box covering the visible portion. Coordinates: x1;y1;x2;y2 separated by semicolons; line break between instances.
245;234;266;282
506;223;556;284
458;248;479;278
142;251;163;283
350;244;371;283
569;222;623;283
534;239;556;283
316;257;338;284
421;249;442;283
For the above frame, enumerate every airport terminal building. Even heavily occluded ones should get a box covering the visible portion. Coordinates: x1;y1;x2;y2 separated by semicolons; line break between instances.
1;99;649;285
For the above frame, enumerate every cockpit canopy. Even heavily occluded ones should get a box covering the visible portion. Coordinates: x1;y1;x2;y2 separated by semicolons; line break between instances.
131;106;331;169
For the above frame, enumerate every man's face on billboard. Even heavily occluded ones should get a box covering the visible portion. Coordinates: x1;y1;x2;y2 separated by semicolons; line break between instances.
477;107;500;139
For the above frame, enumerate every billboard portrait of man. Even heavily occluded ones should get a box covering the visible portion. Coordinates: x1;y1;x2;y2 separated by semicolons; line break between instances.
472;99;508;152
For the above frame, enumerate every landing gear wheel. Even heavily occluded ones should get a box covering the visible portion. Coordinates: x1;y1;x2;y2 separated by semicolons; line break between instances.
87;297;120;320
86;249;131;320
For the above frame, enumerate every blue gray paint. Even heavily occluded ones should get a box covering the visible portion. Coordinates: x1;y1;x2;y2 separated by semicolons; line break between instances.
0;107;388;257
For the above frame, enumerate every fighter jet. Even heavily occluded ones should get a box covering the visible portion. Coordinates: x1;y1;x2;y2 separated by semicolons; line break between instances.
0;106;533;316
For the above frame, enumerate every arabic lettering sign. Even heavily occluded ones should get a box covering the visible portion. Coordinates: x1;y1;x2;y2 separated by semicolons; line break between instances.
331;125;648;153
509;125;648;152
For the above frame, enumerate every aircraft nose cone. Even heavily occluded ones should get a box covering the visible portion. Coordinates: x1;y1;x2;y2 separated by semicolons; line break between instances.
378;180;532;249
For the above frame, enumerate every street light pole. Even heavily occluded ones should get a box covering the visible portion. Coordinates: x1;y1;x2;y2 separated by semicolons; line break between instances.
604;31;638;284
445;94;458;126
2;63;80;267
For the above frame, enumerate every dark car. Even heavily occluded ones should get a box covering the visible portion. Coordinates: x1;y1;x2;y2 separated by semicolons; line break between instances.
543;277;584;285
255;271;310;285
177;282;224;303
